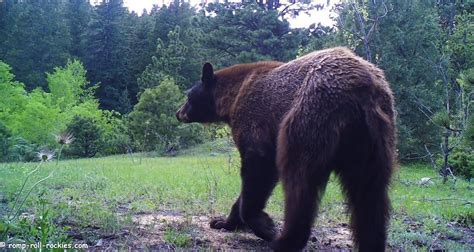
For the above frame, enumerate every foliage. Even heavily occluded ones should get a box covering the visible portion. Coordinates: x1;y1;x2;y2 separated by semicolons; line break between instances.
47;59;95;111
130;77;204;153
65;116;102;158
1;148;71;245
7;137;39;162
0;0;71;90
299;24;337;54
0;121;11;162
198;3;303;67
329;0;473;166
84;0;133;113
0;0;472;174
0;0;312;110
449;146;474;180
4;198;71;246
99;113;131;156
138;26;190;91
456;69;474;146
0;61;28;134
465;116;474;147
0;60;99;147
125;12;154;104
9;89;61;146
163;226;193;248
66;0;92;59
0;59;124;160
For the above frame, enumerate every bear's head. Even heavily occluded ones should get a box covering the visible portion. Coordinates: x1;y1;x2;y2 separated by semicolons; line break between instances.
176;63;218;123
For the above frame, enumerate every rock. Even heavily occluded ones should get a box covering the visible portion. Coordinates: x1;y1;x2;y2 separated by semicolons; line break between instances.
419;177;434;186
95;239;103;247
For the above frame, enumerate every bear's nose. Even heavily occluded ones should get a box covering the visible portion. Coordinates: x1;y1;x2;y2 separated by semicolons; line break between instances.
176;110;181;121
176;108;189;122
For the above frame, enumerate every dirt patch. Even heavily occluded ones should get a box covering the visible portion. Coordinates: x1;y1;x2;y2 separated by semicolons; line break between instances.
92;211;353;250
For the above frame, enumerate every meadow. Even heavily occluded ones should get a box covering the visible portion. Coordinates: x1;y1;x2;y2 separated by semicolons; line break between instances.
0;140;472;250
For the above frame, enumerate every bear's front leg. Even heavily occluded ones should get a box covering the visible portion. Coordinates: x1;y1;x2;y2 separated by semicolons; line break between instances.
209;196;246;230
237;147;279;241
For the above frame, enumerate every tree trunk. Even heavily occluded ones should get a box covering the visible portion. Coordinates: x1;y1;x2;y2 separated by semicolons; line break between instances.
441;60;451;182
442;127;450;182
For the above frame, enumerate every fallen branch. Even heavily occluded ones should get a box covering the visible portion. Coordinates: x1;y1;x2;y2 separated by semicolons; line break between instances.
424;144;437;170
421;197;472;205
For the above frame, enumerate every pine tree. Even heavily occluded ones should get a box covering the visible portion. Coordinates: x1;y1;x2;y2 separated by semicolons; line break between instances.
125;11;154;104
84;0;132;113
66;0;92;59
0;0;71;90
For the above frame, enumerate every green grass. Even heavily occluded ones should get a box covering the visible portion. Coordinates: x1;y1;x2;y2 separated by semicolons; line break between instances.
0;141;472;250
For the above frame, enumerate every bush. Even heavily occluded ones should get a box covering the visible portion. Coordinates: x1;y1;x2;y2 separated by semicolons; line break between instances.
100;113;132;156
65;116;102;158
1;60;106;148
450;146;474;180
437;143;474;181
11;89;62;145
129;77;204;154
0;122;11;162
8;137;39;162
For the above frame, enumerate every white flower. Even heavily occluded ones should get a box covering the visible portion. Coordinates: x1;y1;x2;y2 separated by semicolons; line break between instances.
37;149;55;162
55;131;74;145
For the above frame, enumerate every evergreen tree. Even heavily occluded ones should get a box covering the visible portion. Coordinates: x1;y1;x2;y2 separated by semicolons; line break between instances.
146;1;202;89
198;3;303;67
125;11;154;104
66;0;92;59
0;0;71;90
84;0;132;113
138;26;189;92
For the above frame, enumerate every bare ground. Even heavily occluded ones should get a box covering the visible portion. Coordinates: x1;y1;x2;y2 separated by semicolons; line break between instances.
91;211;353;250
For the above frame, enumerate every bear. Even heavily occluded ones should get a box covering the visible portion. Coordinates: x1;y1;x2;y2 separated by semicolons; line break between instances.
176;47;396;251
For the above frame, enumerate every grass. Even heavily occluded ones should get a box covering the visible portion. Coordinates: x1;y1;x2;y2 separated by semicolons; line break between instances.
0;140;472;250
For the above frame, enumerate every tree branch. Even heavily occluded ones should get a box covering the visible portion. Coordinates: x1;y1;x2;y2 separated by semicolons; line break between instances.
278;2;296;17
421;197;471;205
424;144;438;170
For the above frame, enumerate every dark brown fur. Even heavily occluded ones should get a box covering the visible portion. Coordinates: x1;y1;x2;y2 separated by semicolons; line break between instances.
176;47;396;251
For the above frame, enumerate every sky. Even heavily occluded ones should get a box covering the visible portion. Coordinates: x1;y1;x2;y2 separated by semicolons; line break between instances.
123;0;336;28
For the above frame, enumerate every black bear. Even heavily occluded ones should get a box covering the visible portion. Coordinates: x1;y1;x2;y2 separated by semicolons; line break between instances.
176;47;396;251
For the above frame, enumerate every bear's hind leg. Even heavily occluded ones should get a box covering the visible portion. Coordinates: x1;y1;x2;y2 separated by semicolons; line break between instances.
335;111;393;251
271;161;331;251
270;92;347;251
338;152;391;251
271;110;338;251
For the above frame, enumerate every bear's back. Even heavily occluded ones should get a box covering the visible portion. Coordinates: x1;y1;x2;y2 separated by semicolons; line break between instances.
258;46;389;106
230;47;391;136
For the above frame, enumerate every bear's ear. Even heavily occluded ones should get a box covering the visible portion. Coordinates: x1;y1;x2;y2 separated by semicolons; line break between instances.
201;62;214;85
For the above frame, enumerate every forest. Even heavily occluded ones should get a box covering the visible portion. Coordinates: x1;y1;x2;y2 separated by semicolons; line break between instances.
0;0;473;173
0;0;474;249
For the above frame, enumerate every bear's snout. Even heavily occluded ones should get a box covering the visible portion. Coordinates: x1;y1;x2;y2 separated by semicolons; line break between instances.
176;106;190;123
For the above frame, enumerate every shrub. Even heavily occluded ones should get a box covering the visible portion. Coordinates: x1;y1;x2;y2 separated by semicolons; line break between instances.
0;122;11;162
11;89;62;145
129;77;204;154
65;116;102;158
450;146;474;180
47;59;95;111
8;137;39;162
436;142;474;181
1;60;105;148
100;113;132;156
